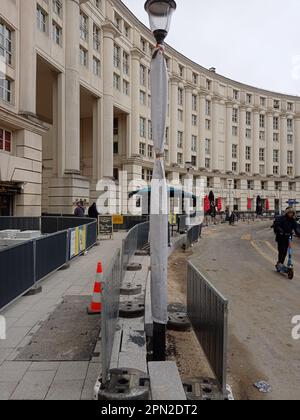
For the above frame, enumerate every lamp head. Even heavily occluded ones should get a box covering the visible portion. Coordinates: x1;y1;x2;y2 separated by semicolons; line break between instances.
144;0;177;44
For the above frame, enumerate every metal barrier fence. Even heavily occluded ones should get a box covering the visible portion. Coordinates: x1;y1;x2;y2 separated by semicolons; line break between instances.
186;224;202;249
0;220;97;311
122;222;150;275
187;261;228;396
101;249;122;385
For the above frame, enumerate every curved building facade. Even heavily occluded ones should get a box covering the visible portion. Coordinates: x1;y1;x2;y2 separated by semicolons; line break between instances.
0;0;300;215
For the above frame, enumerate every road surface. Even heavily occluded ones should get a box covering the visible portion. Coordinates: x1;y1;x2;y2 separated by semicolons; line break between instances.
190;221;300;400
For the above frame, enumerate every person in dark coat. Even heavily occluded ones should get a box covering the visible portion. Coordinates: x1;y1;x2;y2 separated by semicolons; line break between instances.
273;207;300;269
74;200;85;217
88;203;99;219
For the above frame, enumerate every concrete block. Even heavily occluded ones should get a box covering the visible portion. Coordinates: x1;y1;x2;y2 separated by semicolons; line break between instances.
0;230;20;239
148;362;187;401
16;231;41;239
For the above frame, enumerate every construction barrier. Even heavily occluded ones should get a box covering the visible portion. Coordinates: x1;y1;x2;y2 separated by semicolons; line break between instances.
186;224;202;249
88;262;103;315
187;261;228;396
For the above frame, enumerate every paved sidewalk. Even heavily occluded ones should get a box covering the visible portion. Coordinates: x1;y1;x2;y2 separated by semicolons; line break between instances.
0;233;125;400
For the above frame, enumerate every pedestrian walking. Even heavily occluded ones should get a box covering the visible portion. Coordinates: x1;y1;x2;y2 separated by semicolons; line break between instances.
88;202;99;219
74;200;85;217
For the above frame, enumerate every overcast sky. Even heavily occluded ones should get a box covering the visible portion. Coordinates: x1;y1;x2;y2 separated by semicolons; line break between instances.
123;0;300;96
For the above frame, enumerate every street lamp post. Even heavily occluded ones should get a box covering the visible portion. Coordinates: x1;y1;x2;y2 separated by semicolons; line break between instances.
145;0;177;361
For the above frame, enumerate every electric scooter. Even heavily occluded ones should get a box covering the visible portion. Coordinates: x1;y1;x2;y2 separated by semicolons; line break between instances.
276;235;294;280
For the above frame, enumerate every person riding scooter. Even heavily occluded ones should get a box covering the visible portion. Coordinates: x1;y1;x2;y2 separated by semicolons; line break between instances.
273;207;300;271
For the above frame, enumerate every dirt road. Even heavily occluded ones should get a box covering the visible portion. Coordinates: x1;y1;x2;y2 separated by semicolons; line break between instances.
185;221;300;400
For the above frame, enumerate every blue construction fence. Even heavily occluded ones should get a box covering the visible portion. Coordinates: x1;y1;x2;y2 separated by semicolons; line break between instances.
0;217;97;311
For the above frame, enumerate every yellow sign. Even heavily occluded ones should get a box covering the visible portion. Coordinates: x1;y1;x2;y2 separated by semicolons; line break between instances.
113;215;124;225
169;213;177;225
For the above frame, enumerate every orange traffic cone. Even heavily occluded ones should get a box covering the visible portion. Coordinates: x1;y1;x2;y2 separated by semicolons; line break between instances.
87;262;103;315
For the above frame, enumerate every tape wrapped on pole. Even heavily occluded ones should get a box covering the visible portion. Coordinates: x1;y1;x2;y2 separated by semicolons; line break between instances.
150;45;169;325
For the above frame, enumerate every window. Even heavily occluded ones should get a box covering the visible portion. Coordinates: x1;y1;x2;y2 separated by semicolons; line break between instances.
148;121;152;140
206;79;212;91
232;144;238;159
191;135;197;152
287;119;293;132
140;38;147;53
205;158;211;169
233;90;239;100
246;111;252;126
259;165;265;176
288;167;294;177
178;65;184;77
140;117;146;138
53;0;62;17
205;138;211;155
191;155;197;167
259;148;265;162
139;142;146;156
205;119;211;130
205;100;211;116
177;131;183;148
288;151;293;164
178;88;183;106
232;126;238;136
246;129;252;139
178;109;183;122
232;162;237;172
245;163;251;173
192;115;197;126
245;146;251;160
113;44;120;68
177;153;183;165
79;47;88;67
273;99;280;110
80;13;88;41
113;73;120;90
93;24;101;51
0;128;12;152
192;95;197;111
259;114;265;128
232;108;238;123
275;182;282;191
142;169;153;182
123;80;129;95
288;134;293;144
140;91;146;105
273;133;279;142
148;145;153;158
192;73;198;85
287;102;294;112
113;142;119;154
37;6;47;33
0;22;12;65
123;52;129;75
259;131;265;141
273;150;279;163
273;166;279;175
52;22;62;45
273;117;279;130
0;77;12;102
93;57;100;76
248;180;254;190
246;93;252;104
260;97;266;107
140;65;146;86
113;118;119;135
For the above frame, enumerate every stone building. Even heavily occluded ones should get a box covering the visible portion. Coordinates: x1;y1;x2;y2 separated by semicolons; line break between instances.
0;0;300;216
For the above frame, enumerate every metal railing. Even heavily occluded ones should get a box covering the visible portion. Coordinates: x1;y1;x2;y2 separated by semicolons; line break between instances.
0;220;97;311
187;261;228;396
101;249;122;385
121;222;150;277
186;224;202;249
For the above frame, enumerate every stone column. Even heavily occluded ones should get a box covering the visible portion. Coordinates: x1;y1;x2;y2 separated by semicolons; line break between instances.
93;97;102;181
225;102;233;173
253;110;260;176
184;87;192;164
19;0;36;115
170;78;178;165
65;0;81;174
102;23;118;179
280;115;288;177
266;112;274;177
131;48;143;157
239;107;246;174
198;93;206;170
212;98;219;171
